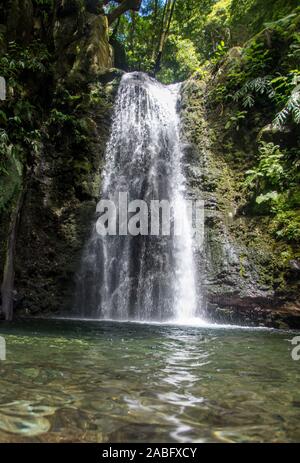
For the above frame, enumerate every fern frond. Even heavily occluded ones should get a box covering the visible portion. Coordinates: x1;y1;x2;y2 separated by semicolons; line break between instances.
273;85;300;128
242;94;255;108
234;76;274;108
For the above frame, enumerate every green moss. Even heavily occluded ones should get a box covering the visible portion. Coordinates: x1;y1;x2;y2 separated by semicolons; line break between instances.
183;31;299;300
239;255;246;277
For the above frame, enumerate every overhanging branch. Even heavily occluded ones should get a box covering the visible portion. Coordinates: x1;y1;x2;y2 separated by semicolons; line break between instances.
107;0;142;26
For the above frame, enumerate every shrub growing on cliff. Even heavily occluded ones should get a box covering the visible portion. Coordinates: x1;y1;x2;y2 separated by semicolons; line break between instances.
244;142;300;243
244;142;285;193
0;40;50;210
273;73;300;127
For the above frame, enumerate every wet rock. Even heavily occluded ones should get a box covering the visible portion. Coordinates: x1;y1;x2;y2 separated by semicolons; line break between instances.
6;0;34;43
54;12;113;83
180;75;300;329
258;122;292;145
290;260;300;272
0;4;121;316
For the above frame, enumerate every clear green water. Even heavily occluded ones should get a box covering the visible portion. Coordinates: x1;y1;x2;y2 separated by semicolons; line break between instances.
0;319;300;443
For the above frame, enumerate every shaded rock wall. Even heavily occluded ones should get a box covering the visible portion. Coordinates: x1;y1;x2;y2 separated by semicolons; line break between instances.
180;77;300;328
15;75;121;315
0;1;121;315
54;8;113;82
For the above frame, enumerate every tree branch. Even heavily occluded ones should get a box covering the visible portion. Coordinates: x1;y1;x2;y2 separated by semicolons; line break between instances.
153;0;176;75
107;0;142;26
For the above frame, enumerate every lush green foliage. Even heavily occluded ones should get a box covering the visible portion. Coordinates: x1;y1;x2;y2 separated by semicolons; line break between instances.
1;0;299;250
243;142;300;242
113;0;210;81
205;7;300;244
0;40;50;210
113;0;299;83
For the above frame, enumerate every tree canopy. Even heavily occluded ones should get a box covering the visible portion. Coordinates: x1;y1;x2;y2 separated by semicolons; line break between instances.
109;0;299;82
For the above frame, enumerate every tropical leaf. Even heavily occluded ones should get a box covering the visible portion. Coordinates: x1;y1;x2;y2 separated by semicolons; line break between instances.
273;84;300;127
256;191;279;204
234;76;274;108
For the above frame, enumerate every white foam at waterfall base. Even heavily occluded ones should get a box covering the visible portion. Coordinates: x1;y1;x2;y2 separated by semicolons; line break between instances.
53;316;273;331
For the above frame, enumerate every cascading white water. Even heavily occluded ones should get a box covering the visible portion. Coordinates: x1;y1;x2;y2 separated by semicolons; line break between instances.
75;72;203;323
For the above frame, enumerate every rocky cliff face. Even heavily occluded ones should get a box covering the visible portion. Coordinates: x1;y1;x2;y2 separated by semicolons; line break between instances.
180;76;300;329
15;74;121;315
0;1;122;316
54;4;113;82
1;2;299;326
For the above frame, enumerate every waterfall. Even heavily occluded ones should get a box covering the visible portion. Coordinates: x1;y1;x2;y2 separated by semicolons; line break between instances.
75;72;202;322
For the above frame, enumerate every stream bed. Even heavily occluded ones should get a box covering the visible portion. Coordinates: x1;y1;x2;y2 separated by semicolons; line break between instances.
0;319;300;442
